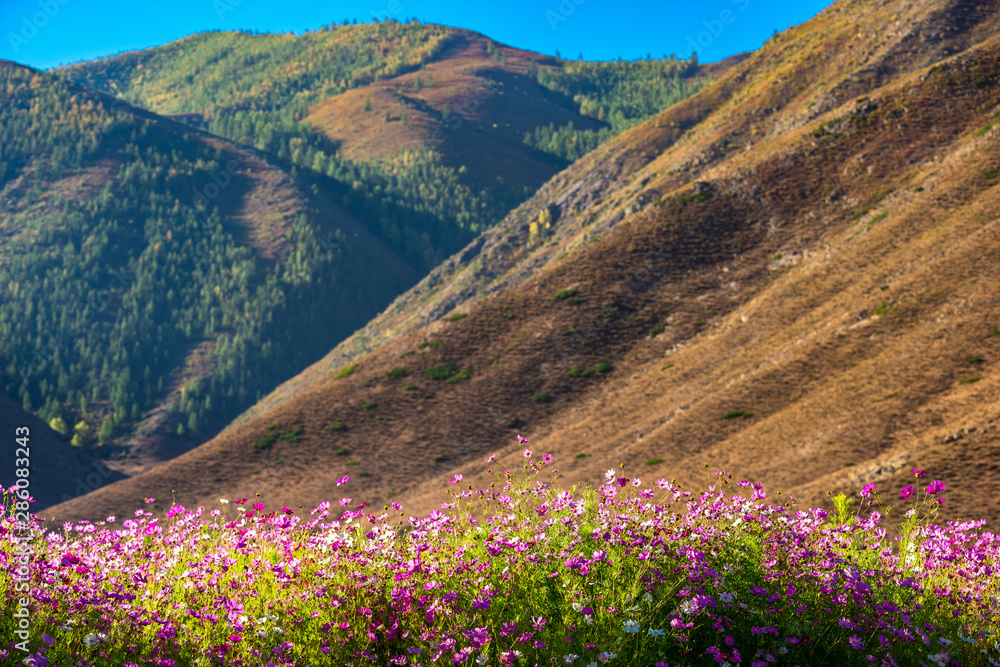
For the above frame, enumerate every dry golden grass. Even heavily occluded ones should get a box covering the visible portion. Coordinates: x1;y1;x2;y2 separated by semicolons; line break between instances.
46;0;1000;531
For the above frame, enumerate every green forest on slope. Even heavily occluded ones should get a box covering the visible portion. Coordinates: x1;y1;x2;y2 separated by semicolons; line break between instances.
525;54;704;161
0;65;416;447
58;19;531;263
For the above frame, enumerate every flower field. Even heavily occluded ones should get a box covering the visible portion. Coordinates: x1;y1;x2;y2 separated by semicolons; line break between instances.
2;438;1000;667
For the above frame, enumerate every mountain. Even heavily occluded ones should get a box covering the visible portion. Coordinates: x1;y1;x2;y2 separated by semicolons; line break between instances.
56;23;713;191
47;0;1000;530
3;24;721;512
0;60;425;498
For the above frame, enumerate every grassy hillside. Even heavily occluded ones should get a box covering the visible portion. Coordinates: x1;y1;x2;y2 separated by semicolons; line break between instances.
45;0;1000;532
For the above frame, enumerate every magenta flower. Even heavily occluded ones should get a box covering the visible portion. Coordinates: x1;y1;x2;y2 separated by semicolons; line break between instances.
449;474;463;484
926;480;946;495
900;486;914;500
913;467;926;478
848;635;864;650
336;475;349;486
860;483;876;498
691;594;716;610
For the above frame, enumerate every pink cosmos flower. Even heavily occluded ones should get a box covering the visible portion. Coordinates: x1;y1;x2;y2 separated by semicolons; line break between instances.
450;474;463;484
860;483;876;498
926;480;946;495
913;468;926;478
900;486;915;500
337;475;349;486
522;448;533;458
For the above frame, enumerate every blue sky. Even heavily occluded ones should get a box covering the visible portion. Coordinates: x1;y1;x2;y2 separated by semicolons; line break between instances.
1;0;833;70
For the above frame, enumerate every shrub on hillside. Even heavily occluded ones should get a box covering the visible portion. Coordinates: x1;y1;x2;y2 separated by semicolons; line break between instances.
446;369;471;384
335;363;358;379
423;363;457;380
554;288;578;300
